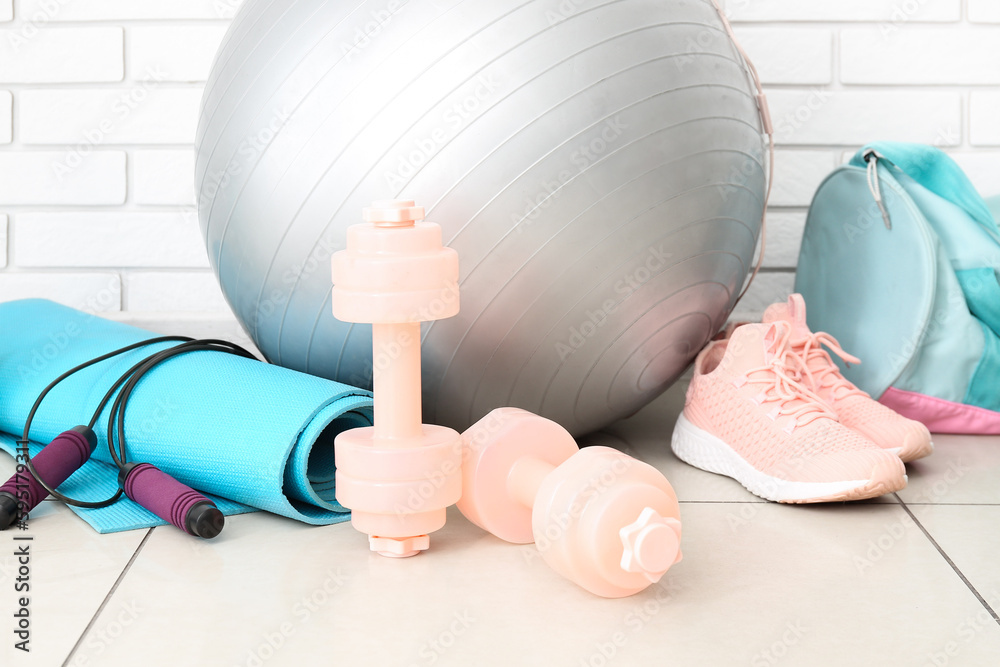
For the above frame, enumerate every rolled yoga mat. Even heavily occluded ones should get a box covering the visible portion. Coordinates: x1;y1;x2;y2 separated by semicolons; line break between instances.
0;299;373;533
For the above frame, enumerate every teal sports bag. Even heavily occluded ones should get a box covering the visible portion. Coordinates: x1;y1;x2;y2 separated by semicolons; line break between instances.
795;142;1000;434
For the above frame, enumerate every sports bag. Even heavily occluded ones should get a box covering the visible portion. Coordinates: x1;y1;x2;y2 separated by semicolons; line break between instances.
795;142;1000;434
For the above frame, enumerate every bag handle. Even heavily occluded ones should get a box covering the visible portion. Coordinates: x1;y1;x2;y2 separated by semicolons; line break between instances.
850;142;1000;241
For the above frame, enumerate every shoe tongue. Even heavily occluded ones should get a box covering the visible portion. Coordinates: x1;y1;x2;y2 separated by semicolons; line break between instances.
762;293;811;341
724;322;790;375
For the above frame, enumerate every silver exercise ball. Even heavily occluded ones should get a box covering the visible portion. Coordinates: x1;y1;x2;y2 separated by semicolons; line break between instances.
196;0;766;436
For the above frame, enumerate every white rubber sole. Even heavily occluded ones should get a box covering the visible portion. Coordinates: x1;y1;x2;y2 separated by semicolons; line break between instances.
670;413;905;503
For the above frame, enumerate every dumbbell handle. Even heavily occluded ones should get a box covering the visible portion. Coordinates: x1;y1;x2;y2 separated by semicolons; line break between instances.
507;457;556;510
372;321;423;441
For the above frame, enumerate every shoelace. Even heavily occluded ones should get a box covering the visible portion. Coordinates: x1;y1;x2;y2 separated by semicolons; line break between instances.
788;331;867;401
732;330;836;433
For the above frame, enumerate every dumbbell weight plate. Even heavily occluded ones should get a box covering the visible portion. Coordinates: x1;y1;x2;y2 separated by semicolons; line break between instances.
457;408;578;544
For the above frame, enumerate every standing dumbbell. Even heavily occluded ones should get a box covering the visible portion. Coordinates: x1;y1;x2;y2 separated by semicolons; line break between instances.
458;408;682;598
332;200;463;558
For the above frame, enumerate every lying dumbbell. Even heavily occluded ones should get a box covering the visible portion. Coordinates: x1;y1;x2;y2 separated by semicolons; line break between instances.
457;408;682;598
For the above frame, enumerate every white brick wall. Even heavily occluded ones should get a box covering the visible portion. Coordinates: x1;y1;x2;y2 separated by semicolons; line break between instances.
0;27;123;83
14;211;208;268
728;0;961;22
0;272;121;312
0;90;10;143
129;25;229;82
0;151;126;204
0;214;7;268
0;3;233;328
132;149;196;205
841;27;1000;85
16;0;239;20
969;0;1000;24
0;0;997;340
125;272;229;312
19;88;202;144
769;90;962;146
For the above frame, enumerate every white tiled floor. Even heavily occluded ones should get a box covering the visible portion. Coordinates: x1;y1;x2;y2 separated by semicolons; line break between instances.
2;385;999;667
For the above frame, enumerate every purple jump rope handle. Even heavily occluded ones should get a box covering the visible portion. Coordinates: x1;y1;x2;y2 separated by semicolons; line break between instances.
0;427;96;528
120;463;224;539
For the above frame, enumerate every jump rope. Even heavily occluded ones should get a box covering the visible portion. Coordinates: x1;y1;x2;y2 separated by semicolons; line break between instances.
0;338;258;539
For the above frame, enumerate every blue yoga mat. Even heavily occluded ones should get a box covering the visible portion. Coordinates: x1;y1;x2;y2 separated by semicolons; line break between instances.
0;299;373;533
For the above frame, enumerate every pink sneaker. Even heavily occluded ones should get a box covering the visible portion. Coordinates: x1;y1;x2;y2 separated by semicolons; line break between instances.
671;322;907;503
763;295;933;463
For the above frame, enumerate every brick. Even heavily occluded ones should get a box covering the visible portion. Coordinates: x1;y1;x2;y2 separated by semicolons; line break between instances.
0;27;123;83
762;211;806;269
15;211;209;268
969;0;1000;23
768;90;961;146
971;92;1000;146
130;25;229;82
19;88;202;145
0;273;121;312
15;0;242;20
0;151;126;205
731;271;795;321
769;150;838;207
0;214;7;268
842;27;1000;84
125;272;228;312
133;149;197;205
727;0;959;22
732;28;832;84
0;90;10;143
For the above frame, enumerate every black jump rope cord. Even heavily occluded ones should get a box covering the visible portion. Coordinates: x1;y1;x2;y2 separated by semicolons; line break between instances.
19;337;257;509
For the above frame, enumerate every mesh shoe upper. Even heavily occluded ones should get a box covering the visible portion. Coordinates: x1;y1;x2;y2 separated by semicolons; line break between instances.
684;322;906;484
762;294;933;462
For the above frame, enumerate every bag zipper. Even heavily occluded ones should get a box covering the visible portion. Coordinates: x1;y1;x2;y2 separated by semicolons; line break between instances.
863;149;893;230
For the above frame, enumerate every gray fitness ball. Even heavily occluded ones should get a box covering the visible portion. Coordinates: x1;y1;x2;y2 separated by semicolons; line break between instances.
196;0;766;436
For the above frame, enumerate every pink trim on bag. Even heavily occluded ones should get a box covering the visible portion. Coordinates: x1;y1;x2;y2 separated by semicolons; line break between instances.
879;386;1000;434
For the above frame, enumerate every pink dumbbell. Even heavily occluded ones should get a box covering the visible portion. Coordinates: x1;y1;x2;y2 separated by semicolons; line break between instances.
332;200;463;558
458;408;683;598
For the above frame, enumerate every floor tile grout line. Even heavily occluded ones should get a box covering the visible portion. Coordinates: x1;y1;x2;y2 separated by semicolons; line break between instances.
894;494;1000;627
61;528;155;667
899;502;1000;506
